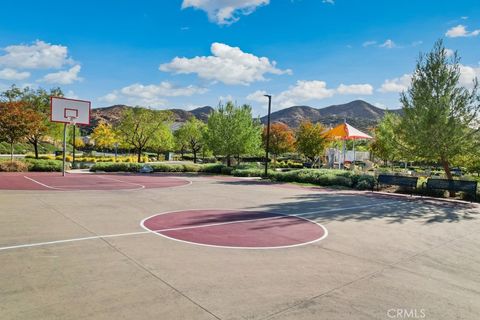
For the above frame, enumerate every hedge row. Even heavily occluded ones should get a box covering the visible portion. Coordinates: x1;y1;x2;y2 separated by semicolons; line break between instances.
267;169;375;190
0;159;64;172
89;162;375;190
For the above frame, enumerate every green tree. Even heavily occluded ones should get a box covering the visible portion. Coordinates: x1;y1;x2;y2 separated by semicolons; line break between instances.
399;40;480;183
175;117;206;163
296;120;329;162
0;101;40;161
205;102;261;166
116;107;171;162
149;123;175;160
370;112;403;165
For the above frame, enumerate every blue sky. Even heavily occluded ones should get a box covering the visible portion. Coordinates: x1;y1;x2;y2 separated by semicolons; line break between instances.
0;0;479;116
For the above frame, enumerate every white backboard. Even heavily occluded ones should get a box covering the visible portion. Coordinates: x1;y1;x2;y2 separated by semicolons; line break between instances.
50;97;91;125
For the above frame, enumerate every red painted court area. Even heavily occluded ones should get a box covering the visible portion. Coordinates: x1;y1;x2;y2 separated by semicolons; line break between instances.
0;172;190;191
142;209;327;249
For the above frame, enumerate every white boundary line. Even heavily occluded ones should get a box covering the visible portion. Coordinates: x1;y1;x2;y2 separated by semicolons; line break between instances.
139;201;398;250
21;174;192;192
96;175;145;190
0;201;398;252
140;209;329;250
23;176;64;190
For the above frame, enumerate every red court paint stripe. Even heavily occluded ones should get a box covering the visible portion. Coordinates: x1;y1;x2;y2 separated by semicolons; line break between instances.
0;173;190;190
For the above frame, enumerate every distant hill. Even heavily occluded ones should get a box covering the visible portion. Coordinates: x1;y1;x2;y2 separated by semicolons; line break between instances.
83;100;399;135
260;100;401;132
84;105;214;134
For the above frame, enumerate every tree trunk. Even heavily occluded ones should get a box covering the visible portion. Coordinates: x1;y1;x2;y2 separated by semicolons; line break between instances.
33;140;39;159
10;142;14;163
193;150;197;163
157;151;161;161
441;159;455;197
226;155;231;167
137;149;142;163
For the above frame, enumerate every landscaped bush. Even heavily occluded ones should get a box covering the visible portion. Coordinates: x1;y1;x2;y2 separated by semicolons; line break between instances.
267;169;375;189
25;159;64;172
199;164;227;174
231;168;266;177
90;162;142;172
0;160;29;172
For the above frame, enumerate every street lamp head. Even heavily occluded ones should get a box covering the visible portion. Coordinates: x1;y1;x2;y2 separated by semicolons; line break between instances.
264;94;271;99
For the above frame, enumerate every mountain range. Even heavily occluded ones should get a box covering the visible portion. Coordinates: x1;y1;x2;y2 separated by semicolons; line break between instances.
86;100;399;134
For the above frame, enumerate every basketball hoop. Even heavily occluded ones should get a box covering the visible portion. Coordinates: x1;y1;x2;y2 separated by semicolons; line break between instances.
66;116;78;125
50;97;91;177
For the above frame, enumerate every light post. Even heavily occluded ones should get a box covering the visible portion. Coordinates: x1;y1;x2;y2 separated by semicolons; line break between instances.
264;94;272;178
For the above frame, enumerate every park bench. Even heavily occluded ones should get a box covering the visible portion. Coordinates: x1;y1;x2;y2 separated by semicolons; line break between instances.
376;174;418;195
426;178;477;201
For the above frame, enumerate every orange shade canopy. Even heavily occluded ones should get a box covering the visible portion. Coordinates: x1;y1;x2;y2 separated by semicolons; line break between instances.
324;122;372;140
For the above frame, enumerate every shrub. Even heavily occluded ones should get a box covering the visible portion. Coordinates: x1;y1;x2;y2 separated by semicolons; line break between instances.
150;163;185;172
182;164;201;172
25;159;64;172
200;164;227;174
356;175;376;190
0;160;29;172
232;168;265;177
90;162;142;172
220;166;234;175
266;168;375;189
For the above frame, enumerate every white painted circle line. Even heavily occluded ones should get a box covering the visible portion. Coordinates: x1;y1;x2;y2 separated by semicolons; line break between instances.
96;175;145;190
0;200;398;252
22;174;193;191
140;208;329;250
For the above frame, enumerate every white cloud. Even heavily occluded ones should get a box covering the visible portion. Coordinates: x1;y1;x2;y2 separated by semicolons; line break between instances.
379;39;396;49
99;92;118;104
39;65;82;84
459;64;480;88
218;94;234;103
336;83;373;95
181;0;269;25
246;90;268;103
0;40;73;69
374;102;388;109
248;81;374;109
445;48;455;57
160;42;291;85
445;24;480;38
65;90;79;99
99;81;208;107
248;80;335;108
379;74;411;93
362;40;377;47
0;68;30;80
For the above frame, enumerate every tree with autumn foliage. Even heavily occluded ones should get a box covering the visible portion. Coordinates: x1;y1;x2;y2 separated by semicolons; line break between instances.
262;122;295;166
0;101;41;161
91;122;118;153
295;121;329;163
1;85;64;158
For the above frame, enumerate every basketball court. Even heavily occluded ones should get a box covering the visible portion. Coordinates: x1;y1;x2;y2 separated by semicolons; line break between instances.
0;172;191;191
1;172;479;320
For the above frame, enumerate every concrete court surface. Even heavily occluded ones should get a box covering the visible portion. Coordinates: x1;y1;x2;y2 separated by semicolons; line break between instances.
0;173;479;320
